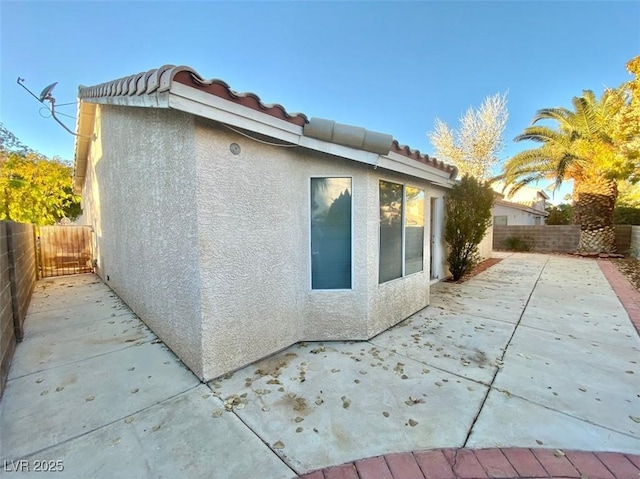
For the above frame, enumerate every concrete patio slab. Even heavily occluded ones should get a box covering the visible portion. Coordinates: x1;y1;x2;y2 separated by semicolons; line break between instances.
19;385;295;479
428;289;527;324
8;313;156;379
211;341;487;474
0;340;199;460
3;253;640;479
520;308;639;349
493;325;640;438
22;306;135;337
27;284;123;313
371;309;514;384
466;389;640;454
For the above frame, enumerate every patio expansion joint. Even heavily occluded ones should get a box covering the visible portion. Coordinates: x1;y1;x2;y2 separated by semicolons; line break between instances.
26;298;124;316
204;383;299;477
516;321;639;351
0;384;202;463
461;256;550;449
6;337;160;382
22;309;135;339
486;386;640;442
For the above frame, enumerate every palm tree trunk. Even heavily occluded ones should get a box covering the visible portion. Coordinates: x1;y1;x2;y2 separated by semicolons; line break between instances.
573;176;617;253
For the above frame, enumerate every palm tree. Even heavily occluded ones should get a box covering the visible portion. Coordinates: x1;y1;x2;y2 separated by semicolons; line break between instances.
501;89;633;253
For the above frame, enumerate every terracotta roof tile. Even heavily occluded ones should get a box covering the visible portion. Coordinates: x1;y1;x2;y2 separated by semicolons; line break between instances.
78;64;456;175
78;64;308;126
391;140;456;175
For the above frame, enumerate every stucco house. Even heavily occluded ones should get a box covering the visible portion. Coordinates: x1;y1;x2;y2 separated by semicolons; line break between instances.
73;64;459;381
491;183;549;226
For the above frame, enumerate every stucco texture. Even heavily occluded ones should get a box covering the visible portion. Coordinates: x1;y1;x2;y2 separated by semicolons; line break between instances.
195;119;448;378
83;109;450;381
493;203;545;226
82;106;204;377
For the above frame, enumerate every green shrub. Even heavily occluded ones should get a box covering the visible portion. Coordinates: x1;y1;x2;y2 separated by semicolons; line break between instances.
614;206;640;225
546;204;573;225
445;174;494;281
505;236;531;252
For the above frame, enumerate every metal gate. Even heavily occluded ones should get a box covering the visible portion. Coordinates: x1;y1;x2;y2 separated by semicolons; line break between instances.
38;226;93;278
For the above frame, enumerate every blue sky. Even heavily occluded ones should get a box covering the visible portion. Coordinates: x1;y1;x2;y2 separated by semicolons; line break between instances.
1;1;639;202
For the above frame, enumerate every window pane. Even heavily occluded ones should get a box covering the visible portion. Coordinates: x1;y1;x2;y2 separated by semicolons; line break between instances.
311;178;352;289
405;186;424;275
379;180;403;283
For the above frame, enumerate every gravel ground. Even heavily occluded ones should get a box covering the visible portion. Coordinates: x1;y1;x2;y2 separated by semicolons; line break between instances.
611;257;640;293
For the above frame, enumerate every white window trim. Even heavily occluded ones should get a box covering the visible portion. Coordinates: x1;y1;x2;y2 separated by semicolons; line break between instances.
309;176;354;292
378;179;426;285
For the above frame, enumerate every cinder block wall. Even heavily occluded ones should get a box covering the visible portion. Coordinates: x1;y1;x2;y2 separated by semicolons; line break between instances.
493;225;580;252
615;225;632;255
631;226;640;258
494;224;633;254
0;221;37;399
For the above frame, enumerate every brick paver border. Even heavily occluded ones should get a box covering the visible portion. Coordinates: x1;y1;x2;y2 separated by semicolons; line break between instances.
298;448;640;478
598;259;640;336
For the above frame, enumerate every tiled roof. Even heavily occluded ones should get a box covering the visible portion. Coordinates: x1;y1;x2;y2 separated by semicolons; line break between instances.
391;140;456;175
78;64;308;126
78;64;455;176
495;198;549;216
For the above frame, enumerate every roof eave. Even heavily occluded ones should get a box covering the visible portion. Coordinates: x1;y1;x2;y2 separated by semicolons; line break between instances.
378;152;457;188
495;199;549;216
171;82;455;183
73;101;97;194
81;91;170;109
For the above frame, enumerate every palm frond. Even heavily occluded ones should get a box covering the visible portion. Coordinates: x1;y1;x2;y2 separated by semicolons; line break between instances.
572;95;598;136
515;126;573;147
532;108;575;130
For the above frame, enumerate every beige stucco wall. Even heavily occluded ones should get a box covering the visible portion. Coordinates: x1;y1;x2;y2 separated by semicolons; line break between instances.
194;119;447;379
493;204;545;226
477;223;493;260
81;105;205;377
83;108;450;381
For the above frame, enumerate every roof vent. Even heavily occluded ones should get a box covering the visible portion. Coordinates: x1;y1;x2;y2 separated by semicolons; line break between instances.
304;118;393;155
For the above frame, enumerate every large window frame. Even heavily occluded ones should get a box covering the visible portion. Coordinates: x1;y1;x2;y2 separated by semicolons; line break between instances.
379;180;425;284
309;176;354;291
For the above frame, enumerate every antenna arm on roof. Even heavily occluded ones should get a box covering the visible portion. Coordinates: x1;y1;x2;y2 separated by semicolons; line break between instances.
45;98;94;140
17;77;43;103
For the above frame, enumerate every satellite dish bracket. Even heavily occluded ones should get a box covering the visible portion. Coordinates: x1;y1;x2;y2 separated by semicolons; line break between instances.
16;77;93;140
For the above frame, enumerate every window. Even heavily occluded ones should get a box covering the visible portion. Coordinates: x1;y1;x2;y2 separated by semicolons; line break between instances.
311;178;352;289
379;181;425;283
494;215;508;226
405;186;425;275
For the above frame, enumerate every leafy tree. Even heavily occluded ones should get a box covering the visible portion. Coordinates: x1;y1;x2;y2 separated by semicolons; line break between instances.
614;207;640;225
428;92;508;180
1;123;81;225
545;203;574;225
617;180;640;208
611;56;640;182
501;83;637;253
0;123;32;154
444;175;494;281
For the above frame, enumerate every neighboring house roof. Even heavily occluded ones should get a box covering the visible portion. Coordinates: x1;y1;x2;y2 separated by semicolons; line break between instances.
74;64;457;193
492;182;550;201
491;182;549;214
494;198;549;217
